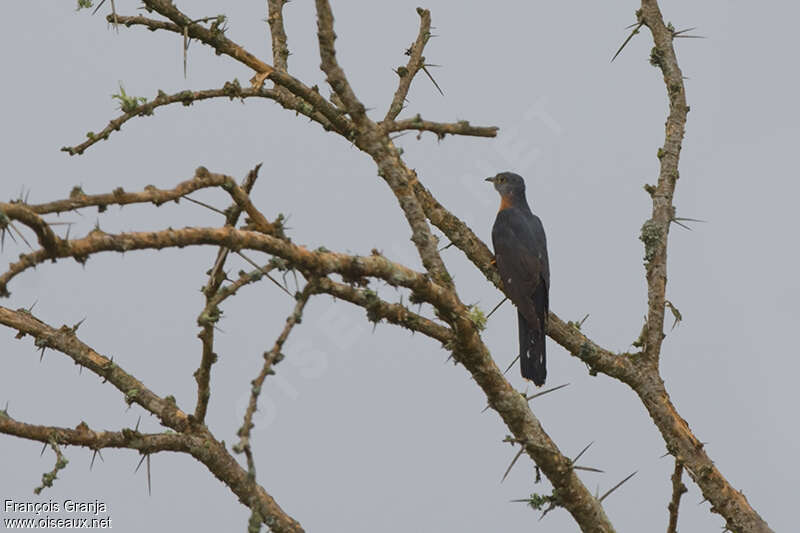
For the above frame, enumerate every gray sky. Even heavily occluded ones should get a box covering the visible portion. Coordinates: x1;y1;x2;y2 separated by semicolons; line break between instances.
1;1;797;531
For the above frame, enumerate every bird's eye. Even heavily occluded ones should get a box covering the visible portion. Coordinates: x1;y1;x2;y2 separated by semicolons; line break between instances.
498;176;505;183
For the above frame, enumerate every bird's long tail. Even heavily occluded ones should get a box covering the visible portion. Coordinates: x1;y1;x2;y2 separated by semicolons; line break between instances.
518;311;546;386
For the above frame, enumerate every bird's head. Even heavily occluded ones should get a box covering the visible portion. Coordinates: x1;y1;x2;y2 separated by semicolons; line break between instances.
486;172;526;209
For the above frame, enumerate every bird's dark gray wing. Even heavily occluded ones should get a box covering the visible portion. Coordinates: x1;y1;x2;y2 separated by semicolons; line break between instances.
491;207;549;328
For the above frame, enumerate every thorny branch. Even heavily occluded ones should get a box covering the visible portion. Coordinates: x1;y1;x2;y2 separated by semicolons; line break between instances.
63;83;337;156
195;165;264;423
234;282;315;468
0;305;303;533
383;7;432;122
667;460;687;533
0;1;774;532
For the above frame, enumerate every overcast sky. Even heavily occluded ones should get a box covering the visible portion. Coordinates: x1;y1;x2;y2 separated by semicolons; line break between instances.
1;1;798;532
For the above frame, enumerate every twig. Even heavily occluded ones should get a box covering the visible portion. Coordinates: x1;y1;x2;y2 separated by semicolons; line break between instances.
34;441;68;494
195;165;264;423
234;282;315;458
63;84;286;156
267;0;290;72
383;7;432;122
111;7;353;137
383;116;497;139
666;460;687;533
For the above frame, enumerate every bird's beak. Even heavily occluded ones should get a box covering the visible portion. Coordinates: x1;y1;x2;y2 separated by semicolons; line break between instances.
485;177;496;183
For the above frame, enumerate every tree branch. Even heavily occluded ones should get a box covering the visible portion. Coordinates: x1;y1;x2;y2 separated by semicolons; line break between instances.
314;0;368;123
235;281;314;461
195;165;263;423
0;416;189;454
267;0;290;72
62;83;338;156
313;276;452;344
666;459;686;533
636;2;771;531
0;306;190;431
0;203;59;254
0;225;451;305
128;3;353;136
638;1;687;365
383;116;498;139
383;7;431;122
0;306;304;532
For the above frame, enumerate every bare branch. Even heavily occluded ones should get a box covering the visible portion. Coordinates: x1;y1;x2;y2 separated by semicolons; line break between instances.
24;169;256;217
0;307;304;532
0;416;188;455
383;7;432;122
234;281;314;458
314;0;368;122
638;0;688;366
667;460;687;533
0;306;190;430
383;116;498;139
0;203;59;254
33;441;68;495
313;276;452;344
62;83;338;156
267;0;290;72
194;165;264;423
0;225;452;306
114;6;353;136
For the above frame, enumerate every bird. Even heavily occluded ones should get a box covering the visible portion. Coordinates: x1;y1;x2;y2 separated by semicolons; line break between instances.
486;172;550;386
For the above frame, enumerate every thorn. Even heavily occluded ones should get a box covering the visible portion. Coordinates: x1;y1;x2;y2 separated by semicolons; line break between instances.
673;27;705;39
611;22;644;62
90;449;104;470
146;454;152;495
501;447;525;483
577;313;590;328
91;0;107;15
40;442;47;457
571;441;594;465
134;454;147;473
573;465;604;473
420;65;444;96
486;297;508;319
539;502;557;520
389;131;412;141
599;471;637;502
235;251;293;298
27;300;38;313
71;317;87;332
503;354;520;375
438;241;454;252
183;26;189;79
525;383;570;402
135;416;141;432
9;222;33;250
671;216;707;231
184;196;227;215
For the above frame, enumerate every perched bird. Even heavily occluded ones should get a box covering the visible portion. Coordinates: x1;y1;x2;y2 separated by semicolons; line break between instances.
486;172;550;385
